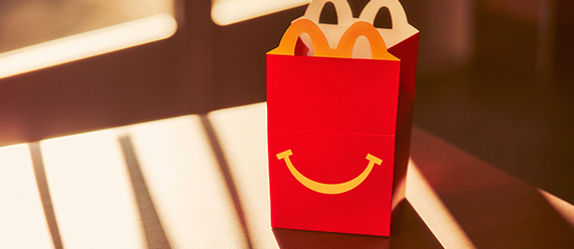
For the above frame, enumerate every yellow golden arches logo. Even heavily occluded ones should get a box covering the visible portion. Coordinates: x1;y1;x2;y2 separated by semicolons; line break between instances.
276;149;383;194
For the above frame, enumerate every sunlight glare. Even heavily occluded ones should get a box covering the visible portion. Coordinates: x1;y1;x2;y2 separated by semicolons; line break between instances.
0;14;177;79
208;103;280;248
40;130;145;249
0;144;53;248
211;0;310;26
123;115;249;248
406;160;477;249
538;189;574;227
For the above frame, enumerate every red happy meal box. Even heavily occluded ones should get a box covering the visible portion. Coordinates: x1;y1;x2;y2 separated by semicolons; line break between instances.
267;0;419;236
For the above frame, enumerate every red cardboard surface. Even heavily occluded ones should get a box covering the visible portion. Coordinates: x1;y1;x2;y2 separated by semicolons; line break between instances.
268;128;396;236
389;33;419;128
266;0;419;237
267;54;401;135
267;53;402;236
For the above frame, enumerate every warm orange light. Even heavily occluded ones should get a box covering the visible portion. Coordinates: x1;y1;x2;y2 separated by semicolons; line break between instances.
211;0;310;26
123;115;249;248
0;144;53;248
40;130;146;248
0;14;177;79
406;160;476;249
208;103;280;248
538;189;574;227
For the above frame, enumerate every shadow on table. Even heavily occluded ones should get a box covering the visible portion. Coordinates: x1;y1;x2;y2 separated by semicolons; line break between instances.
199;115;254;248
272;201;442;249
118;135;173;249
29;142;64;249
409;127;574;249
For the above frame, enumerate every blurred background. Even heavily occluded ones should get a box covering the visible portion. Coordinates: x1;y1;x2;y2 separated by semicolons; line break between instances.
0;0;572;206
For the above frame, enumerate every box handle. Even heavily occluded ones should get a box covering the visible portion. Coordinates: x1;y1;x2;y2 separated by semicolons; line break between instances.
359;0;410;30
304;0;354;26
271;19;397;61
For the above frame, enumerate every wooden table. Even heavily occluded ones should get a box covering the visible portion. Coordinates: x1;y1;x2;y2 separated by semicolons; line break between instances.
0;102;572;248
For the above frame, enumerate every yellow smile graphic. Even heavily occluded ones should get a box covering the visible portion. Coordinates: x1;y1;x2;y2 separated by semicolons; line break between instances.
276;149;382;194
